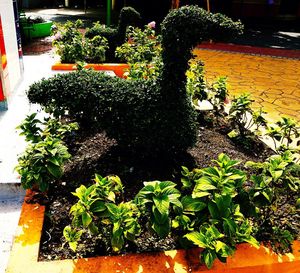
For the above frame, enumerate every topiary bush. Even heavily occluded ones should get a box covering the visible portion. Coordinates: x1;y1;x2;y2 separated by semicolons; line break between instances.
27;70;114;124
85;6;141;62
28;6;243;157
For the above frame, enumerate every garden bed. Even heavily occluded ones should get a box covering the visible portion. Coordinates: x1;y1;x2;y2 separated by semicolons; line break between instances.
6;192;300;273
11;5;300;271
15;123;295;262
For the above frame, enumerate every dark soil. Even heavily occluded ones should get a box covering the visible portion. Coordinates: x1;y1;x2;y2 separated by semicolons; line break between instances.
37;122;299;261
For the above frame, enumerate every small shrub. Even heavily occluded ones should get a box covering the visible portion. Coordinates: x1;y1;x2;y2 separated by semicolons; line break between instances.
15;136;71;192
245;151;300;252
266;116;300;153
52;20;108;63
136;181;181;238
85;7;141;62
115;25;162;80
15;114;77;191
65;175;140;252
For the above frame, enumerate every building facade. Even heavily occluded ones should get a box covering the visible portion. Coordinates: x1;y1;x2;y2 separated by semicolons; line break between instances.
0;0;23;110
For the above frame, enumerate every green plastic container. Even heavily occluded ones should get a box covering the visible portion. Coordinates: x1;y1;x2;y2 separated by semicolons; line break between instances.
22;21;53;39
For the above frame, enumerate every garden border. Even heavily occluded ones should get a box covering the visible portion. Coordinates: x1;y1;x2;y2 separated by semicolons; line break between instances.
5;190;300;273
51;63;129;78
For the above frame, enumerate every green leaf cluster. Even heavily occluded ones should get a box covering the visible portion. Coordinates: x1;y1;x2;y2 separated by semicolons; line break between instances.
115;25;162;80
136;181;181;238
85;7;141;62
15;137;71;191
246;151;299;207
66;175;141;252
64;152;299;268
15;114;77;191
52;20;109;63
177;154;259;268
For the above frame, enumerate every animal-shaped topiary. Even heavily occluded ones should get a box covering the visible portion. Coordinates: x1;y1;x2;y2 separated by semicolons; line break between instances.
27;6;243;157
85;6;141;62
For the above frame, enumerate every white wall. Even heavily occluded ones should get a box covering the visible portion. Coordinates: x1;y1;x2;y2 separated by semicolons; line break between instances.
0;0;22;94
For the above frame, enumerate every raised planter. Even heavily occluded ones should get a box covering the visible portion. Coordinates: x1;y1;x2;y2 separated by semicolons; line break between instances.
22;21;53;39
6;190;300;273
51;63;129;78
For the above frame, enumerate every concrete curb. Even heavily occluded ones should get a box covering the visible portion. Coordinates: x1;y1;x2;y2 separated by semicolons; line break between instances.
0;183;25;273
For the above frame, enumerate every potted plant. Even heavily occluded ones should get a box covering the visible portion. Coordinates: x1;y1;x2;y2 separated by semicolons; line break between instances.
20;14;53;40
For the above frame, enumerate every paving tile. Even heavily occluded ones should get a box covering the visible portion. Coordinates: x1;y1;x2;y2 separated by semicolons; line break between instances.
194;49;300;123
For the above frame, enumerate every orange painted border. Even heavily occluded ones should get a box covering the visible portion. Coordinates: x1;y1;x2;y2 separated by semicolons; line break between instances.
51;63;129;78
6;191;300;273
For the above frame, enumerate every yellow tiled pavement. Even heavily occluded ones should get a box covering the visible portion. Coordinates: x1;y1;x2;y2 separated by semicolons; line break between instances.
193;49;300;123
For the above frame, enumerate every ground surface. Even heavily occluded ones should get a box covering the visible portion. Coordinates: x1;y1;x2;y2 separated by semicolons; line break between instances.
194;49;300;123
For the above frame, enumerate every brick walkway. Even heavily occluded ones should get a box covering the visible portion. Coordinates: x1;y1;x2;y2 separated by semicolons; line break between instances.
194;48;300;123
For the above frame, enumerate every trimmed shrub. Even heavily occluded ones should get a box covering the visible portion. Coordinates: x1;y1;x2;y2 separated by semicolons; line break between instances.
28;6;243;157
85;7;141;62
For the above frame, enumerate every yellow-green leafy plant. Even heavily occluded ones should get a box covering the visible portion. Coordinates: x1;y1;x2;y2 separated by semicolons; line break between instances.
15;114;77;191
116;25;162;80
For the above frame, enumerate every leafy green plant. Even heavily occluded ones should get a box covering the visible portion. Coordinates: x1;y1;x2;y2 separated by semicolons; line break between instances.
15;114;77;191
106;201;141;252
65;175;141;252
186;60;207;105
63;226;83;251
185;213;258;268
136;181;181;238
16;113;42;143
42;117;79;140
52;20;85;63
192;153;246;198
246;151;299;207
266;117;300;153
17;113;78;143
15;137;71;191
52;20;109;63
178;154;259;268
227;93;254;138
85;7;141;62
84;35;109;63
205;76;230;123
185;225;233;269
69;174;123;232
115;25;162;80
245;151;299;252
227;94;268;150
172;195;206;231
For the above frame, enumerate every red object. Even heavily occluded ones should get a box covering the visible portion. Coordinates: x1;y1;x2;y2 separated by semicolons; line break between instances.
0;16;7;101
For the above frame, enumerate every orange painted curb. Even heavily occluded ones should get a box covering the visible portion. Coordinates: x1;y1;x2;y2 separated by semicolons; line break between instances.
51;63;129;78
6;192;300;273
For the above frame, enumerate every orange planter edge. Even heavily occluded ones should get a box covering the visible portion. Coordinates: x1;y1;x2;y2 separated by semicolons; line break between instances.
51;63;129;78
6;191;300;273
